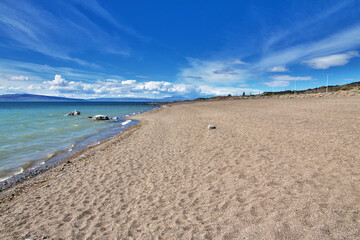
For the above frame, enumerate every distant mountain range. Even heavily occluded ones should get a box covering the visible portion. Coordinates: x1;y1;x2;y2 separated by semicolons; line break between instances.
0;94;187;102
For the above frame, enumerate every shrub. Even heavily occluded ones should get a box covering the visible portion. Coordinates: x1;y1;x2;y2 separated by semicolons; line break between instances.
340;86;351;91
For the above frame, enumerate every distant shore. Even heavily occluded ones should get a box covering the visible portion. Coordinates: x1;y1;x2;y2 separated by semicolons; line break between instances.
1;96;360;239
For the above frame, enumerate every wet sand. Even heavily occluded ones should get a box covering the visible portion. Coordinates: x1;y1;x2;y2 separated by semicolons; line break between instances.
1;97;360;239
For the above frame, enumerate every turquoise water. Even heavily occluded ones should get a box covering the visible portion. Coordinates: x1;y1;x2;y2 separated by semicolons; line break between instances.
0;102;156;180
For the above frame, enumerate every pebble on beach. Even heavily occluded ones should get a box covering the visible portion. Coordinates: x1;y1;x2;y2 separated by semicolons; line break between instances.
208;125;216;130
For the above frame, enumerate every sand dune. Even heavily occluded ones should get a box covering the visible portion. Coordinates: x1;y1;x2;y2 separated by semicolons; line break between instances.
1;97;360;239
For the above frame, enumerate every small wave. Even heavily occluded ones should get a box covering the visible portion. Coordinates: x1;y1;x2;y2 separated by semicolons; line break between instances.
68;144;75;152
14;168;24;175
0;176;11;182
121;120;132;126
47;150;62;159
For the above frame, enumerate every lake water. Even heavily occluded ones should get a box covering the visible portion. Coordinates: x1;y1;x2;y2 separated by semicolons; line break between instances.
0;101;157;181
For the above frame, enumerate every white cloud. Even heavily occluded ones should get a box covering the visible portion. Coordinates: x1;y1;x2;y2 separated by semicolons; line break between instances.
168;84;196;93
227;59;246;65
44;75;69;87
269;75;313;81
266;65;289;72
264;75;313;88
302;51;359;69
142;81;172;91
264;80;290;87
28;84;42;90
37;75;198;98
136;75;150;79
8;74;263;99
179;58;248;84
199;85;262;96
103;79;119;83
0;59;124;83
258;24;360;67
121;80;136;85
10;75;29;81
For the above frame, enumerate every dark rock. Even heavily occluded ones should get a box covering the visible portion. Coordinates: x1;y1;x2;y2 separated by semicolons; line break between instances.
92;115;110;120
65;110;80;116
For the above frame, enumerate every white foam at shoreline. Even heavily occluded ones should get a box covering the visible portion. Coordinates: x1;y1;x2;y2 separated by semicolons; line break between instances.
0;168;24;182
121;120;132;126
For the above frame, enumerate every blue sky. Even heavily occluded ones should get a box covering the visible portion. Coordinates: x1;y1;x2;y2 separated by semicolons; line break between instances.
0;0;360;99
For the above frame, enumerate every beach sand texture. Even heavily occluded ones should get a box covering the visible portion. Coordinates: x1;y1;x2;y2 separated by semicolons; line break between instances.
1;97;360;239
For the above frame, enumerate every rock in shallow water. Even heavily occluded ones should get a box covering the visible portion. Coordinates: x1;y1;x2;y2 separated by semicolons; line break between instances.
92;115;110;120
65;110;80;116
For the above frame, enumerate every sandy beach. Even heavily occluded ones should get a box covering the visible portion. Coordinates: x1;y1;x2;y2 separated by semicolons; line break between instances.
1;97;360;239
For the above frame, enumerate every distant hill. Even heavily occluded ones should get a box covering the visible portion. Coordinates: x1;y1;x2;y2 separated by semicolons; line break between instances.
0;94;85;101
193;80;360;102
263;81;360;96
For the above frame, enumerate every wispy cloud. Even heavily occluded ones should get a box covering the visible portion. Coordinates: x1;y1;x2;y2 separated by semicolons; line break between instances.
0;59;123;83
10;75;29;81
264;75;313;87
178;58;248;85
136;75;151;79
258;24;360;67
302;51;359;69
121;80;137;85
0;0;134;66
226;59;246;65
264;1;353;52
263;81;289;88
269;75;313;81
198;85;262;96
71;0;146;40
266;65;289;72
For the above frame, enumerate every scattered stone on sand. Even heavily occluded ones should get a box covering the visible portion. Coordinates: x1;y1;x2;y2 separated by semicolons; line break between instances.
208;125;216;130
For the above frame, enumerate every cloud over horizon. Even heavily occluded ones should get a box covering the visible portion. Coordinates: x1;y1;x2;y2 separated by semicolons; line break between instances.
1;74;259;99
302;51;359;69
264;75;313;87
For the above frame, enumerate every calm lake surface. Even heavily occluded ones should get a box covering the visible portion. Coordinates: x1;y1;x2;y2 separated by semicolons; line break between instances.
0;101;157;180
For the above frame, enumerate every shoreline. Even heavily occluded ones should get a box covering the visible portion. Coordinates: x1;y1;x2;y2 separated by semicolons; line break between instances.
1;96;359;239
0;118;147;204
0;105;161;191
